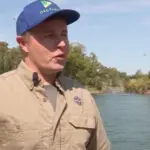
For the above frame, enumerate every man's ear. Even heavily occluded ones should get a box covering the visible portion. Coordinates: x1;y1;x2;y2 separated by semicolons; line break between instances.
16;35;29;53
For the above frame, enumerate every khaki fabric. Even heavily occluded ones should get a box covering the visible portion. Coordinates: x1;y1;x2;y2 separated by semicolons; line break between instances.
0;61;110;150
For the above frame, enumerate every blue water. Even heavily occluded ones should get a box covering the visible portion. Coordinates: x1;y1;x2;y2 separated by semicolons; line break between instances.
95;94;150;150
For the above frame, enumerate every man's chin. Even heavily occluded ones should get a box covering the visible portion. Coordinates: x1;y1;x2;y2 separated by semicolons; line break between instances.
52;65;65;73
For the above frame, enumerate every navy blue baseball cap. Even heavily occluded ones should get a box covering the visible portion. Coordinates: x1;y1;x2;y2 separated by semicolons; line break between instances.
16;0;80;35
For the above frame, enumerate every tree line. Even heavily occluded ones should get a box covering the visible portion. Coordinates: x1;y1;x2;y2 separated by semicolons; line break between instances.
0;41;150;94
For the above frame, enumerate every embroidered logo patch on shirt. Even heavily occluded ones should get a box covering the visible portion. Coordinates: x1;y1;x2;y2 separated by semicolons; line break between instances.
74;96;82;105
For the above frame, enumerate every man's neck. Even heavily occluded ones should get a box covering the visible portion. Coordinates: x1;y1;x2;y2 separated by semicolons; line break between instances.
24;59;56;85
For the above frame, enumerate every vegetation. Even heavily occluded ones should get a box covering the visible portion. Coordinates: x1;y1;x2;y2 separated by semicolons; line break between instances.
0;41;150;94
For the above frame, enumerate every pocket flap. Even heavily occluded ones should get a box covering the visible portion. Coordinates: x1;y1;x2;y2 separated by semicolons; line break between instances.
68;116;96;129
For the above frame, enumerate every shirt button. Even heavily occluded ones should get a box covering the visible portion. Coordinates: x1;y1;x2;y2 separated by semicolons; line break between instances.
43;98;47;102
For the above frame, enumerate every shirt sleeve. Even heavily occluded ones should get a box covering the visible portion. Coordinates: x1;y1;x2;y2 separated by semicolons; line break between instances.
86;93;111;150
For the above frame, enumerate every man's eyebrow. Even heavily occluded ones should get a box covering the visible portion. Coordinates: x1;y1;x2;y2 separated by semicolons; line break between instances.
62;29;68;33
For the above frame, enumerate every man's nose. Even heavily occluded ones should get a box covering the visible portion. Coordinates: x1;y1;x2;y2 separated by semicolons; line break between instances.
57;40;66;49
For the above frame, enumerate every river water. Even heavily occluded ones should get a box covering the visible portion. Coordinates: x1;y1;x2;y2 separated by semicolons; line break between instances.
95;94;150;150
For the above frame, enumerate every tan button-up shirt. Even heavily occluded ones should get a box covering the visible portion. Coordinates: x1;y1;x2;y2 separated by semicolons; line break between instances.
0;61;110;150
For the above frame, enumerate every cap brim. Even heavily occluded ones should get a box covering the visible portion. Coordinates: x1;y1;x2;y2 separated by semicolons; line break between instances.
16;8;80;35
45;9;80;25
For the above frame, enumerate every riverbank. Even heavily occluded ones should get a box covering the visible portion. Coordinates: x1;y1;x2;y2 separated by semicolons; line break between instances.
143;90;150;95
87;88;102;94
87;86;125;95
87;86;150;96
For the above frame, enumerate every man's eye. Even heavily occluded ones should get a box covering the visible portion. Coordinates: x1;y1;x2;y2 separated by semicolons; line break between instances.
45;34;54;37
62;34;67;37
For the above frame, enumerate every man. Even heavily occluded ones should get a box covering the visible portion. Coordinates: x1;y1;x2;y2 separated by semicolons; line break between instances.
0;0;110;149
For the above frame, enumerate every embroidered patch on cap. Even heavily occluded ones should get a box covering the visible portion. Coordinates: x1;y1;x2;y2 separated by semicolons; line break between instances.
41;0;52;8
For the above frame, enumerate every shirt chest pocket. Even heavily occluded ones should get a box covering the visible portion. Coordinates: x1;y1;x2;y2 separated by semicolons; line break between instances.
68;115;96;144
69;115;96;129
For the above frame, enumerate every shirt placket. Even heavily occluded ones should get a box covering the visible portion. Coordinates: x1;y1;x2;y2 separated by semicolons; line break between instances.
32;86;55;149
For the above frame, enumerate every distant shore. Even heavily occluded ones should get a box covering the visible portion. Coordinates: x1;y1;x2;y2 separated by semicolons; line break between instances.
88;87;150;96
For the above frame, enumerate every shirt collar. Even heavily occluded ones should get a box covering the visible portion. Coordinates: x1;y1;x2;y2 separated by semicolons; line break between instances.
16;61;65;94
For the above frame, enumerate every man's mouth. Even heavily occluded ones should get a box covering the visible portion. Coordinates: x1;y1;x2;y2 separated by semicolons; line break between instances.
55;54;65;58
54;54;65;61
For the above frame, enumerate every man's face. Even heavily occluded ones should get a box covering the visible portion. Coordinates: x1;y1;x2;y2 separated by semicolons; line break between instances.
21;18;69;75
